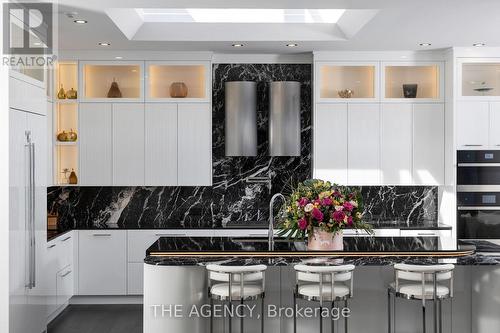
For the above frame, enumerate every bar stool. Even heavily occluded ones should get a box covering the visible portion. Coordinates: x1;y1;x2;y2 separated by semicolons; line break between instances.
206;264;267;333
293;264;355;333
388;264;455;333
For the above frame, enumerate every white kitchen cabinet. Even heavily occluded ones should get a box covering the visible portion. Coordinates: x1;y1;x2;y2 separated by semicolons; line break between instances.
456;101;489;148
178;103;212;186
145;103;178;185
78;230;127;295
348;103;380;184
127;263;144;295
9;74;47;115
45;240;59;317
113;103;145;185
314;104;348;184
80;103;112;185
413;104;444;185
380;103;412;184
489;102;500;147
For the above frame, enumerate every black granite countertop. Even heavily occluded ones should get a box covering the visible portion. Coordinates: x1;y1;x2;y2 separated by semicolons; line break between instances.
144;236;499;266
224;221;452;230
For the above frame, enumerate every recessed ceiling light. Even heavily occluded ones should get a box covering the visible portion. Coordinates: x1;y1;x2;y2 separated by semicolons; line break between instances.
98;42;111;46
473;43;486;47
115;56;123;59
286;43;298;47
419;43;431;46
74;19;87;24
232;43;244;47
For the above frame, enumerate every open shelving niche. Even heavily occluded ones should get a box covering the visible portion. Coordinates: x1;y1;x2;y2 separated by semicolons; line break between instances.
146;62;209;101
461;62;500;97
383;64;441;100
317;63;378;101
81;62;143;101
54;61;79;185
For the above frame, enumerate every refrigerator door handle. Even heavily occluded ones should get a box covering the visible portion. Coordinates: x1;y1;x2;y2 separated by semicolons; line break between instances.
30;141;36;288
24;135;31;289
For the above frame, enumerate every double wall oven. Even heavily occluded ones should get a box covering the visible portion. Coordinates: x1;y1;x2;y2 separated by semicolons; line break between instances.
457;150;500;240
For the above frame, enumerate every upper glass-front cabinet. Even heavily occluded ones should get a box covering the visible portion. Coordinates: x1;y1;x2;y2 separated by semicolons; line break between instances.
80;61;144;101
383;63;441;100
317;63;378;101
461;62;500;97
146;61;210;102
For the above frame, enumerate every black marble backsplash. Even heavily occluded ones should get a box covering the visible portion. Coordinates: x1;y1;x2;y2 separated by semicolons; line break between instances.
47;63;438;231
47;185;437;230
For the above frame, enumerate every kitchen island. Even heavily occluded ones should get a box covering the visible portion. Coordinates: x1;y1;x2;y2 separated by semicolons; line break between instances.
143;237;500;333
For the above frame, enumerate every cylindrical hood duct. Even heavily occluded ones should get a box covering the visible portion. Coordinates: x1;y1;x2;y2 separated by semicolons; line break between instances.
225;81;257;156
269;81;301;156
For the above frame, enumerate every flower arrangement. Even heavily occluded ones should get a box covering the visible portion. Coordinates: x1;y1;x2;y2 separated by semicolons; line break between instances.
278;179;372;239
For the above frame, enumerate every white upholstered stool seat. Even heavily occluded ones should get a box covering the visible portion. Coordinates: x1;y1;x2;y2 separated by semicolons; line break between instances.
210;283;264;300
297;284;350;300
390;283;450;300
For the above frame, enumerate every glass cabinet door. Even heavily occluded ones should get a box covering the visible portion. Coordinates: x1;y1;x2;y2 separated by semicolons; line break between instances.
318;64;376;100
462;63;500;97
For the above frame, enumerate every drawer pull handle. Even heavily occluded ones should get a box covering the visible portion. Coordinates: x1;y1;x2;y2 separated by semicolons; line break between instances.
47;244;56;249
61;270;72;278
93;233;112;237
463;144;483;147
155;233;186;237
61;236;71;242
417;233;437;236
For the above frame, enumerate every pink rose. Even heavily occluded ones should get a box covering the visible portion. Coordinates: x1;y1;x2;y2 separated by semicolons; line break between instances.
343;201;354;212
298;197;309;207
333;191;341;198
332;210;346;223
311;208;324;221
298;218;308;230
347;216;353;226
314;199;321;206
321;197;333;206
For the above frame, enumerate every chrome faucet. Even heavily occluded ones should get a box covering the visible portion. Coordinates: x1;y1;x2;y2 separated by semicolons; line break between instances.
269;193;286;251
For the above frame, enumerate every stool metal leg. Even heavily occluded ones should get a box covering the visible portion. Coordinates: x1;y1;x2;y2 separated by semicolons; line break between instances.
387;290;391;333
228;300;232;333
438;299;443;333
293;296;297;333
422;303;426;333
344;300;348;333
331;301;335;333
319;306;323;333
210;298;214;333
434;298;438;333
240;300;244;333
261;296;265;333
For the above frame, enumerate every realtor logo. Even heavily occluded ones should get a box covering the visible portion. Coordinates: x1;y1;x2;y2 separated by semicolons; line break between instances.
3;2;53;54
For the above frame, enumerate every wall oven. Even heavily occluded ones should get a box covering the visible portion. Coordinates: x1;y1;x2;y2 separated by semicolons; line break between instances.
457;150;500;240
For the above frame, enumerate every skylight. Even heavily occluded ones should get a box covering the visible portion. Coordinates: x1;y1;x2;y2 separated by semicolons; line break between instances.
136;8;346;24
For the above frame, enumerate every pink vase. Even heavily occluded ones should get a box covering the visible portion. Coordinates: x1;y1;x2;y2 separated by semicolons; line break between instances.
307;228;344;251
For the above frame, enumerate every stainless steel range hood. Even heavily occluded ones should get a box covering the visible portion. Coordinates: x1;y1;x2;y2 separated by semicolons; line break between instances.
225;81;257;156
269;81;301;156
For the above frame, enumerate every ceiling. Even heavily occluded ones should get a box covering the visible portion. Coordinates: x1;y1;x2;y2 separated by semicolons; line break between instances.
55;0;500;53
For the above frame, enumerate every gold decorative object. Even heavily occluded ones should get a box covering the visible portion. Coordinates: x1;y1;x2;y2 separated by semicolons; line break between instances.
66;87;77;99
68;169;78;185
57;84;66;99
169;82;188;98
67;129;78;142
107;78;122;98
57;131;69;142
47;214;58;231
338;89;354;98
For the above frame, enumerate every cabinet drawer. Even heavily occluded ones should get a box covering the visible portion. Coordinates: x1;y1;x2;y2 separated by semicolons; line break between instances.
127;263;144;295
57;265;74;306
57;232;73;269
400;230;441;237
78;230;127;295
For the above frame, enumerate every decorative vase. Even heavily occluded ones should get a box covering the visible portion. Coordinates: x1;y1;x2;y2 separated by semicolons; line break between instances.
68;169;78;185
66;87;77;99
402;84;418;98
338;89;354;98
57;131;68;142
57;84;66;99
169;82;188;98
307;228;344;251
67;129;77;142
107;78;122;98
